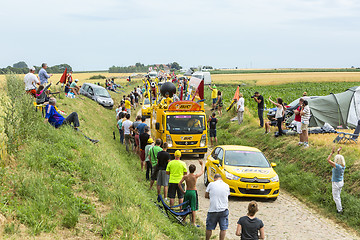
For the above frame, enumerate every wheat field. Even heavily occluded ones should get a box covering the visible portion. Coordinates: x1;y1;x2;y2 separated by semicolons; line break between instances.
211;72;360;85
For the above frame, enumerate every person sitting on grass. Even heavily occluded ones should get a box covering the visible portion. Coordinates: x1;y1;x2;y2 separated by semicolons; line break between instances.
45;97;80;129
70;79;80;95
36;83;51;104
178;159;204;226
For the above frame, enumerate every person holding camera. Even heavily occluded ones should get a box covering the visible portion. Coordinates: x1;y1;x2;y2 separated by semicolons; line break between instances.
300;100;311;148
269;96;285;136
252;92;264;128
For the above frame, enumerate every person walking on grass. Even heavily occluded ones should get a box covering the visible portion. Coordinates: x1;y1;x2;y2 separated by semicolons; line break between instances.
122;113;133;152
236;93;245;125
124;97;132;115
155;143;171;200
268;96;285;136
205;174;230;240
208;112;218;146
209;85;218;110
166;150;187;207
300;100;311;148
236;201;265;240
327;147;346;214
116;112;126;144
252;92;264;128
131;115;142;154
216;91;223;117
149;139;163;189
145;138;154;180
178;159;204;226
139;126;150;171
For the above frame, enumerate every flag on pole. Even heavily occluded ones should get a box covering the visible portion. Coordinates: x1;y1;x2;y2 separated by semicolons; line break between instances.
57;68;67;85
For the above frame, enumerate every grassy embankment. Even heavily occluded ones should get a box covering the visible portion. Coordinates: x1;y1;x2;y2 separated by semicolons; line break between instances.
204;82;360;234
0;75;203;239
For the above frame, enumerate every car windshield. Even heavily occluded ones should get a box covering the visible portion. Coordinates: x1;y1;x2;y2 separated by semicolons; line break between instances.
93;88;111;98
224;151;270;168
166;115;205;134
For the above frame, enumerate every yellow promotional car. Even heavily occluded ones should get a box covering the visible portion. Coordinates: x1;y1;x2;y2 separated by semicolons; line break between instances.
204;145;279;199
141;98;152;117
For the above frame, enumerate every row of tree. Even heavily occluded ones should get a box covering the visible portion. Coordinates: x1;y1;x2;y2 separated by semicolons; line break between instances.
109;62;182;73
0;61;72;74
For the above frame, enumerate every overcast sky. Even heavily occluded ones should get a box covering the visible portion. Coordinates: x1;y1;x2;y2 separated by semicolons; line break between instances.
1;0;359;70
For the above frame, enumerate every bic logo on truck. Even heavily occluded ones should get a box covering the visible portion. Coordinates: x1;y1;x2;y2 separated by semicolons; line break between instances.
181;136;193;140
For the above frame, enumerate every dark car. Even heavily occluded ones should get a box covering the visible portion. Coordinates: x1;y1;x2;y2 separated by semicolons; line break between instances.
79;83;114;108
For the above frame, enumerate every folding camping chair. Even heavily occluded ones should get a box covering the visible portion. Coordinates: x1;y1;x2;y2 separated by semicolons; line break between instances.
156;194;192;225
333;120;360;144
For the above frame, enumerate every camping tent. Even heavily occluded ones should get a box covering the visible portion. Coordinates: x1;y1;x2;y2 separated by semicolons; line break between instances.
304;86;360;129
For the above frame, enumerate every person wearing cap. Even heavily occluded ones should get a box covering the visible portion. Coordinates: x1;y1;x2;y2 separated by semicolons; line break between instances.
209;85;218;110
39;63;53;85
145;138;155;180
70;79;80;95
166;150;187;207
24;67;40;97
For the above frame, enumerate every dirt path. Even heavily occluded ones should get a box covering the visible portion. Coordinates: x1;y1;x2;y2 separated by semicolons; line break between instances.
183;154;359;240
140;109;358;239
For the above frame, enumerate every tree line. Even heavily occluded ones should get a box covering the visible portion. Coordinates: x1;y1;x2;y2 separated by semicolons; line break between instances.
109;62;182;73
0;61;72;74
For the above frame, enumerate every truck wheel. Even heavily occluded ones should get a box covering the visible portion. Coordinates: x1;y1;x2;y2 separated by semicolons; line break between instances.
204;168;209;187
199;154;205;159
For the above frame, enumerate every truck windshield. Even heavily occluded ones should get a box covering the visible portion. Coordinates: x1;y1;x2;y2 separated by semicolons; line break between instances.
166;115;205;134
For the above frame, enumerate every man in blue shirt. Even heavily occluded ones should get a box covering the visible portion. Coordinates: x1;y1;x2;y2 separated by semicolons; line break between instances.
136;116;148;135
39;63;53;84
45;97;79;129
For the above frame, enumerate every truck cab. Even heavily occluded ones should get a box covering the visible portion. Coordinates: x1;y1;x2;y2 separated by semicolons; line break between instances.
151;100;207;158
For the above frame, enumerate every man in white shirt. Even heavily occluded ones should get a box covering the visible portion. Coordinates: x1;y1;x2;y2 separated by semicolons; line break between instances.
24;67;40;97
205;174;230;240
236;93;245;125
122;113;133;152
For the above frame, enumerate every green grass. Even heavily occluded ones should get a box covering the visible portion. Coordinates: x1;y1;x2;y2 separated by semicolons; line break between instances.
210;68;360;74
0;75;204;239
204;84;360;234
212;81;360;112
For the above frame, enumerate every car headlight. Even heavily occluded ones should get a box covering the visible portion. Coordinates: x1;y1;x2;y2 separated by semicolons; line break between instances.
225;171;240;181
166;134;173;148
270;174;279;182
200;134;206;147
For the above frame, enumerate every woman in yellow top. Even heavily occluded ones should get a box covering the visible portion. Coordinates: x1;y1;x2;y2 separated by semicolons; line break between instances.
208;85;218;110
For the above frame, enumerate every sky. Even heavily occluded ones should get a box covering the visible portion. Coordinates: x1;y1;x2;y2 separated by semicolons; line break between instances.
1;0;359;71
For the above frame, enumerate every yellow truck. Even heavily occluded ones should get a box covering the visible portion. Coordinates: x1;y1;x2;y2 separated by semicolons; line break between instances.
151;100;208;158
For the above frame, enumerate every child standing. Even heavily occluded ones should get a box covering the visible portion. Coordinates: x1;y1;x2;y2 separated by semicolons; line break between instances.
178;160;204;226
